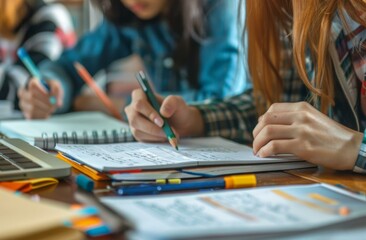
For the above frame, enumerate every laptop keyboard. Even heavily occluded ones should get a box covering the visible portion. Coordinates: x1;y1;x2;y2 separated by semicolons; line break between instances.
0;144;41;171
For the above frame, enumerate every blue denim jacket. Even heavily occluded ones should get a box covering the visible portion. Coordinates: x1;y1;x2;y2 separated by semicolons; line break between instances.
40;0;248;112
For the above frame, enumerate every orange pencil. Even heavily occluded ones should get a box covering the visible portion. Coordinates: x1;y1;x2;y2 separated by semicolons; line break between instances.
74;62;123;121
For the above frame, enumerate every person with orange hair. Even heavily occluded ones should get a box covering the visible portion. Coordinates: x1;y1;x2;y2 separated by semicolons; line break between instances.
125;0;366;173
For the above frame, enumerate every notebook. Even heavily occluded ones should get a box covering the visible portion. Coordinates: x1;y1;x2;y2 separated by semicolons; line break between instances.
108;162;316;181
55;137;304;172
0;111;134;150
100;184;366;239
0;138;70;181
0;187;83;240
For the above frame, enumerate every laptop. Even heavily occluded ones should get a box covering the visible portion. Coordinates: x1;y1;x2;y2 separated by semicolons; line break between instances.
0;138;71;181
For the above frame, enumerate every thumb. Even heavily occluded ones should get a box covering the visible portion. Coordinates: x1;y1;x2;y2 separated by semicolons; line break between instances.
160;95;185;118
48;80;64;107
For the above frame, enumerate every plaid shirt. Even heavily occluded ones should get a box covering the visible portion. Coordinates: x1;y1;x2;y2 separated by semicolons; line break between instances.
195;13;364;146
196;57;311;145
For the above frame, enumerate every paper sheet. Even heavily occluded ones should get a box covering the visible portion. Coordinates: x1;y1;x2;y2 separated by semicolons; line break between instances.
100;184;366;239
56;137;299;171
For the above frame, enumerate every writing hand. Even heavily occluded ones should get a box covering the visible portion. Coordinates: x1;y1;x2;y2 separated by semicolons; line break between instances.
124;89;204;142
18;78;63;119
252;102;363;170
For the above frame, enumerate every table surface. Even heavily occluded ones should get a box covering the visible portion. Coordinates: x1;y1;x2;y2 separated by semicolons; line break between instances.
33;167;366;204
28;167;366;239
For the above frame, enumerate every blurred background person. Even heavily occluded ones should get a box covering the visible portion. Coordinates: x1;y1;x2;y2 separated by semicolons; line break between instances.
0;0;75;112
18;0;248;119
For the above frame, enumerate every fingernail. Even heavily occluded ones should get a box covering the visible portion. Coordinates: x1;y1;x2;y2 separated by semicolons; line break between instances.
154;117;164;127
162;105;171;114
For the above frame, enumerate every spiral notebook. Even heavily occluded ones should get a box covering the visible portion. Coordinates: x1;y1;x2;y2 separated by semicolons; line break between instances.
0;112;134;150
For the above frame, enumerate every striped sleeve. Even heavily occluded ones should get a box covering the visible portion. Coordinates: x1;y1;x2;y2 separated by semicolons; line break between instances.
0;3;75;108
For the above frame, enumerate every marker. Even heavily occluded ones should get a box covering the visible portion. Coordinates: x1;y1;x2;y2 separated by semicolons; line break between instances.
136;71;178;150
76;174;95;192
17;48;56;105
74;62;123;121
116;174;256;196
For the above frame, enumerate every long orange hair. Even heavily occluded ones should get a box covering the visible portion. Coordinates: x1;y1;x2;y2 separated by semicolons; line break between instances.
246;0;366;115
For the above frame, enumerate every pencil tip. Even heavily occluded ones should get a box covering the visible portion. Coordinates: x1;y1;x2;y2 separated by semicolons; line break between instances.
169;138;179;151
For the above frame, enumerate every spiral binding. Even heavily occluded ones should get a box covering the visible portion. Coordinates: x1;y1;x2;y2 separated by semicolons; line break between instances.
40;128;134;149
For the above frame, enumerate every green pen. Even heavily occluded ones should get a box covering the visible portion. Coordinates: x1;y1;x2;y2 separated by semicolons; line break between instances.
136;71;179;150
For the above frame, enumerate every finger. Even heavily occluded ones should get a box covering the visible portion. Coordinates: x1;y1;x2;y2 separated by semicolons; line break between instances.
253;125;297;154
128;111;166;138
266;101;311;113
19;101;52;119
28;78;48;95
256;139;300;158
48;80;64;107
160;95;185;118
253;111;298;138
19;98;55;119
28;81;53;105
21;88;55;111
130;89;164;127
132;129;167;143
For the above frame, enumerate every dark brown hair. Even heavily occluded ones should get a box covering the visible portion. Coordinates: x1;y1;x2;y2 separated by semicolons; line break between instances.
91;0;205;89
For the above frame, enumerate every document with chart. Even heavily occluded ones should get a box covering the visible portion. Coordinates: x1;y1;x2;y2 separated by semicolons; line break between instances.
100;184;366;239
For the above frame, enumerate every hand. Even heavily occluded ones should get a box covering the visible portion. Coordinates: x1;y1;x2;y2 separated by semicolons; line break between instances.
18;78;63;119
252;102;363;170
124;89;204;142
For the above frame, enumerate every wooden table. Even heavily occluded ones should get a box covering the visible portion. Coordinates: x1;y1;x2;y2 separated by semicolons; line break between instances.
29;167;366;239
33;167;366;204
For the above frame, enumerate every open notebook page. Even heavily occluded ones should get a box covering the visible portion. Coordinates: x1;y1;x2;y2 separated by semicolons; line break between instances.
55;137;300;172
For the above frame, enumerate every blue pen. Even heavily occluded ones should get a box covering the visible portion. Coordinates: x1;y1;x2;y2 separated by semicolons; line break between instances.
17;48;56;105
117;179;226;196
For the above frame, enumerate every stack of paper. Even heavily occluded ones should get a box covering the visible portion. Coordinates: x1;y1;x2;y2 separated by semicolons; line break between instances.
55;137;315;177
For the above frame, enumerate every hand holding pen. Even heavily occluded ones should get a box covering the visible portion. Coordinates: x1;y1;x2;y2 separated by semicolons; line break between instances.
125;71;205;146
135;71;178;150
17;48;64;119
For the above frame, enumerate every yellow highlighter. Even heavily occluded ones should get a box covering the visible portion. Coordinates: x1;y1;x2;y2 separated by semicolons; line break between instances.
224;174;257;189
